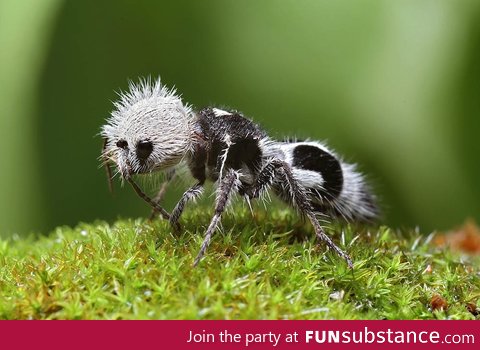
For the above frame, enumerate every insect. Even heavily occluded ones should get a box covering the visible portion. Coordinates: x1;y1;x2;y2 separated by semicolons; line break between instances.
100;78;379;268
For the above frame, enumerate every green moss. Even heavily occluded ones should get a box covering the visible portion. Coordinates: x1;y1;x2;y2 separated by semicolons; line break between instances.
1;207;479;319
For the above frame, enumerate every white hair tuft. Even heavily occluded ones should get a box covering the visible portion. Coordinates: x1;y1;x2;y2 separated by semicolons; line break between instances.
101;77;195;177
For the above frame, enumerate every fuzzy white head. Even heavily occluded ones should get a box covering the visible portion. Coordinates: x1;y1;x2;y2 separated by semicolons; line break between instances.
101;78;194;178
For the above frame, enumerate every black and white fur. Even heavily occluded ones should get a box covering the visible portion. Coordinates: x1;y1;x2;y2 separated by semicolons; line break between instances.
101;78;379;268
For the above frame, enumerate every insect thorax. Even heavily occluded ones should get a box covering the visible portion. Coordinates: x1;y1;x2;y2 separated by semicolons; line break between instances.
187;108;268;185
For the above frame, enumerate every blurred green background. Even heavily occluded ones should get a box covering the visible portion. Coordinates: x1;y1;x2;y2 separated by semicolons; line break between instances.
1;0;479;237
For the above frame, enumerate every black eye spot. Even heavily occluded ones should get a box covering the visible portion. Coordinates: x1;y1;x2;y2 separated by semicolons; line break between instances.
116;139;128;150
136;140;153;161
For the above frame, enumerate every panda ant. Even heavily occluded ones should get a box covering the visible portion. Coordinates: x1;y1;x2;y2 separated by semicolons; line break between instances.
100;78;379;268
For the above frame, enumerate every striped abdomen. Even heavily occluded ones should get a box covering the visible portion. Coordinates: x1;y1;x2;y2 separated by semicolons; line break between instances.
277;141;379;222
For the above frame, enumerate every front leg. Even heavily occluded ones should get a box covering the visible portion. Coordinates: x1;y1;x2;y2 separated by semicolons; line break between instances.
193;169;240;266
169;183;204;230
149;170;177;220
127;177;171;221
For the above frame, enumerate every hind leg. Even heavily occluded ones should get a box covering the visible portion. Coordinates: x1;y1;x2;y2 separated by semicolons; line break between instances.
246;158;353;268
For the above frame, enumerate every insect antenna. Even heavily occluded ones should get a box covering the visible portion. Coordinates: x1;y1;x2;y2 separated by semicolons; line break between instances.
102;138;114;194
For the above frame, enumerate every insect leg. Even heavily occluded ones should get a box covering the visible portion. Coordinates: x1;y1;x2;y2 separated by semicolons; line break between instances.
244;158;283;199
193;169;240;267
274;160;353;268
127;177;175;225
247;158;353;268
169;182;204;230
148;169;177;220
